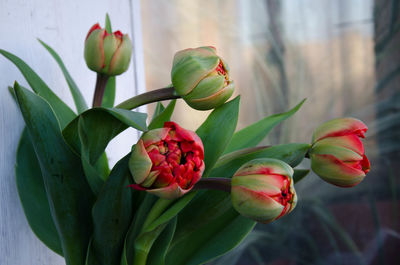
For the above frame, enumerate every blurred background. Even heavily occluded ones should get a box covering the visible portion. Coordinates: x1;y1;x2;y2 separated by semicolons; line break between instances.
140;0;399;264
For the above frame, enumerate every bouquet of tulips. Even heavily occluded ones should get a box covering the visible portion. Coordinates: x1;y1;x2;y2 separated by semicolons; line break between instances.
1;15;370;265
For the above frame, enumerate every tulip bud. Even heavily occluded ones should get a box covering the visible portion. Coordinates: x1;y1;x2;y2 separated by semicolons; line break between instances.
310;117;370;187
129;122;205;199
171;46;234;110
84;23;132;76
231;158;297;224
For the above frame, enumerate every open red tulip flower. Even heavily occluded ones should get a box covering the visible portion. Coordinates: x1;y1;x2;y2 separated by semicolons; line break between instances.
129;122;205;199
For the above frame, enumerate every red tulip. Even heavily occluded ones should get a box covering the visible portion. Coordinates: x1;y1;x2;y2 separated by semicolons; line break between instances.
84;23;132;76
231;158;297;224
129;122;205;199
310;117;370;187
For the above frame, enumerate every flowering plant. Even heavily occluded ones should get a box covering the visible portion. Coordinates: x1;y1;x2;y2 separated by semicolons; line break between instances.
1;15;370;265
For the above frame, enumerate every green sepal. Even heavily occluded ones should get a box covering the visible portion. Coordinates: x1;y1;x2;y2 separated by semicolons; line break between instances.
84;29;105;73
171;47;219;96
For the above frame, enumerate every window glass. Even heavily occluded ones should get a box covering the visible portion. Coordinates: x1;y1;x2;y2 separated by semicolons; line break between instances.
141;1;399;264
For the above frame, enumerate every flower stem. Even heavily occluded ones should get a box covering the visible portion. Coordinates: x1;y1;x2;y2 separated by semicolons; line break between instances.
116;87;180;110
193;177;232;192
140;198;174;233
92;74;109;107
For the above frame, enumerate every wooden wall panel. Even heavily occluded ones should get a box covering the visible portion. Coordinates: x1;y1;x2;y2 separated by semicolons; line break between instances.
0;0;145;264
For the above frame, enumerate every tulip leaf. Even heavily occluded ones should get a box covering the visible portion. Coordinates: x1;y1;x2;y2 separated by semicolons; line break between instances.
122;194;158;265
209;143;311;179
63;108;147;164
293;169;310;183
77;117;107;194
0;49;76;128
15;129;63;256
225;99;306;153
165;143;311;265
14;84;94;265
147;216;177;265
105;13;112;34
196;96;240;177
38;39;88;114
86;154;134;265
148;100;176;130
165;190;255;265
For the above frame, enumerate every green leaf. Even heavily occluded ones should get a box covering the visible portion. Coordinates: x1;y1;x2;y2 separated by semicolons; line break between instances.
166;190;255;265
293;169;310;183
148;100;176;130
152;102;166;118
102;14;116;108
86;154;134;265
105;13;112;34
165;143;310;265
147;217;177;265
14;84;94;265
77;117;107;194
196;96;240;177
209;143;311;179
38;39;88;113
0;49;76;128
141;193;196;233
225;99;306;153
15;129;63;256
102;76;116;108
63;108;147;164
122;194;158;265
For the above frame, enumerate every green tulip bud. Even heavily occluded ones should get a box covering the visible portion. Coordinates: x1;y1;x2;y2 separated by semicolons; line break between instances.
231;158;297;224
171;46;234;110
310;117;370;187
84;23;132;76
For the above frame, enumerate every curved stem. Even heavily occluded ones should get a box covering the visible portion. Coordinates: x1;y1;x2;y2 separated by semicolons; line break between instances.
193;177;231;192
92;74;109;107
116;87;180;110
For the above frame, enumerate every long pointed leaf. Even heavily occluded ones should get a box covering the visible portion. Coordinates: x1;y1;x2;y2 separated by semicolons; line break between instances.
197;96;240;177
38;39;88;113
0;49;76;128
148;100;176;130
15;129;63;256
14;84;94;265
86;154;134;265
225;99;306;153
122;194;158;265
209;143;310;179
147;217;177;265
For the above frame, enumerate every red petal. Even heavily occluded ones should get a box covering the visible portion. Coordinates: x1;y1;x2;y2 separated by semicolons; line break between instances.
86;23;101;40
361;154;370;173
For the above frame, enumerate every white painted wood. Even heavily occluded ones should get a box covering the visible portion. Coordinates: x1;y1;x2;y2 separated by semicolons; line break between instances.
0;0;145;264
